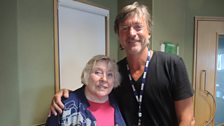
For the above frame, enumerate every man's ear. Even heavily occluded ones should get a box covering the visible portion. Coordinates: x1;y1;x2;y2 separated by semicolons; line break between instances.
148;34;151;39
119;44;124;50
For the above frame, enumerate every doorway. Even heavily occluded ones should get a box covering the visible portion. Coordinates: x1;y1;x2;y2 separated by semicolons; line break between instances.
215;35;224;126
193;16;224;126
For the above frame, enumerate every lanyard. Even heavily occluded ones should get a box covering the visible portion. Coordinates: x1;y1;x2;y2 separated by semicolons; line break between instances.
126;50;150;126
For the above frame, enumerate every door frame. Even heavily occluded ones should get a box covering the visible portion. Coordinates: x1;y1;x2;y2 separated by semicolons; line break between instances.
193;16;224;125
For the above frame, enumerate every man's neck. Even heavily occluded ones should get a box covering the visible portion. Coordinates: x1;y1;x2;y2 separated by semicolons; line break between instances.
126;48;150;80
126;48;149;71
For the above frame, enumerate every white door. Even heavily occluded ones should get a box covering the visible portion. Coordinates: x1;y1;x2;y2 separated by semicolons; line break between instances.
193;17;224;126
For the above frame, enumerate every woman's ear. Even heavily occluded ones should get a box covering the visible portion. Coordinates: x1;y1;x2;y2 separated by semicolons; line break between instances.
81;72;87;85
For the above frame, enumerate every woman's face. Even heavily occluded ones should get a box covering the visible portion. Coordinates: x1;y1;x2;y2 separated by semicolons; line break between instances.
85;60;115;101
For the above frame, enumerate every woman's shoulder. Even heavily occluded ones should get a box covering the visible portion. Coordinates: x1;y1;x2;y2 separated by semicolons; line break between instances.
62;86;86;104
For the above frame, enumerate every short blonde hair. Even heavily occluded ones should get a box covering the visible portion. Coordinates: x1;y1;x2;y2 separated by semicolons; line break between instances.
81;55;121;88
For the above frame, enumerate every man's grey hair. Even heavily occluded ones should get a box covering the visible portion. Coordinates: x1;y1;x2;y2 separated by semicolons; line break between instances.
114;1;152;34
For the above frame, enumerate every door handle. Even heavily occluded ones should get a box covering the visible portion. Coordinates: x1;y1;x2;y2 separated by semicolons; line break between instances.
200;70;216;126
200;70;207;91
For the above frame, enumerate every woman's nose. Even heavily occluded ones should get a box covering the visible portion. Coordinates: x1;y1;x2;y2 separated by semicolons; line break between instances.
101;73;107;81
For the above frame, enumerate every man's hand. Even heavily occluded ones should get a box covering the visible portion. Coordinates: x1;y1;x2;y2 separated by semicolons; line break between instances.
48;89;70;116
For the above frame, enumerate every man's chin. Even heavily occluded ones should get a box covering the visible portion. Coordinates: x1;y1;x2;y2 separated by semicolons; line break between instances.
128;45;148;53
126;48;141;55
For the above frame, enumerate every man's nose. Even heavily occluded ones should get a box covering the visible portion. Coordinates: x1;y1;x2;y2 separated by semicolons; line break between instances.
129;27;137;36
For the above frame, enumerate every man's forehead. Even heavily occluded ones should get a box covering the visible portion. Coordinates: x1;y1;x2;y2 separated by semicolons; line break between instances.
120;15;145;25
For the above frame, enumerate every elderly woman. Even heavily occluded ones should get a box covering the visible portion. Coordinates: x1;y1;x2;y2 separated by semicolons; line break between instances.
46;55;126;126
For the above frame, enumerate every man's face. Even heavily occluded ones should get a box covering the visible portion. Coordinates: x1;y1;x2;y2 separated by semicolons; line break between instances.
118;14;150;55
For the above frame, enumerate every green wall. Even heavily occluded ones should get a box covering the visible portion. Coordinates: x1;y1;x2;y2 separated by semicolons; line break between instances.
17;0;54;125
0;0;20;125
1;0;224;125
